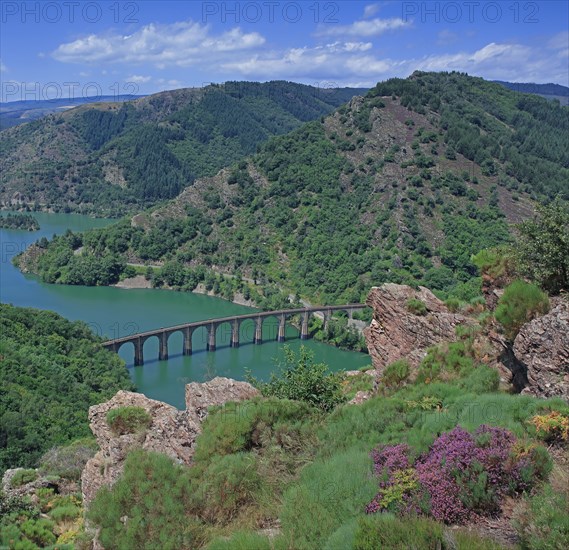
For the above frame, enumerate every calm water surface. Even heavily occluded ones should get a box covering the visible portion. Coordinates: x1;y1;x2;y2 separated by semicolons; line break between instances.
0;212;371;408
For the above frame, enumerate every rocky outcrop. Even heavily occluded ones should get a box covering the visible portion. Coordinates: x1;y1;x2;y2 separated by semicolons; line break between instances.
363;284;475;374
81;377;259;507
2;468;60;498
348;391;372;405
514;300;569;400
81;391;199;507
186;377;260;422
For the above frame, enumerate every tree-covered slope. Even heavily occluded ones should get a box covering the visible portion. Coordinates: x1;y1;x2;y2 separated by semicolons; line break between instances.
0;94;145;130
0;82;366;216
19;72;569;305
494;80;569;105
0;304;133;471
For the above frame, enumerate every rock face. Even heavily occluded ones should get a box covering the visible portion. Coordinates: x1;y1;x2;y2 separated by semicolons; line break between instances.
186;377;260;422
2;468;60;498
363;284;475;374
514;300;569;400
81;377;259;507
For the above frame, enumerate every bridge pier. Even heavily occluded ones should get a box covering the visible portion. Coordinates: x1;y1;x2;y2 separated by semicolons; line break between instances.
207;324;216;351
158;332;168;361
134;338;143;366
277;314;286;342
183;327;193;355
300;312;310;340
323;311;331;332
254;317;263;344
230;320;240;348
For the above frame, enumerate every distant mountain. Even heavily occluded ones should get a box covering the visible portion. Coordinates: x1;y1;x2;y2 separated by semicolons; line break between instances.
0;95;144;130
23;72;568;305
0;82;367;215
494;81;569;105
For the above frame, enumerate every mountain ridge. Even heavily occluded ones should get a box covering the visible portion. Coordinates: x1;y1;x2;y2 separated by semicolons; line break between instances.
0;81;367;216
17;72;568;306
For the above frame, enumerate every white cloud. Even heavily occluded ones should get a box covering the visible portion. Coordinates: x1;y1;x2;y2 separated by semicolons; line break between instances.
315;17;411;38
222;41;569;88
548;31;569;50
0;59;7;72
50;18;568;89
156;78;183;89
411;42;569;85
363;4;380;18
128;74;151;83
52;20;265;67
221;42;393;81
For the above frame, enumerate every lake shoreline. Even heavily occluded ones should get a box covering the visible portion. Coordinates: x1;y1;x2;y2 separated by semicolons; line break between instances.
113;276;258;308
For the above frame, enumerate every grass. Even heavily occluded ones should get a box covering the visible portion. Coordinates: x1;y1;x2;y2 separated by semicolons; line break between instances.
86;344;569;549
106;406;152;435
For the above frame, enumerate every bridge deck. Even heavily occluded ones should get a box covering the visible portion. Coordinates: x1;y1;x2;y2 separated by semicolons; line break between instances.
102;304;366;346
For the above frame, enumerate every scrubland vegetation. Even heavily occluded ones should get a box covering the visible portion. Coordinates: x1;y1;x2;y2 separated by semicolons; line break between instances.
0;212;39;231
2;72;568;548
15;73;568;312
83;340;569;549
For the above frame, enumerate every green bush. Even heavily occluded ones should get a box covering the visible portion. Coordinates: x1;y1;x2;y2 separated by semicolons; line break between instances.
515;485;569;549
10;469;38;487
416;340;476;384
280;449;376;549
495;280;550;340
49;503;81;522
89;450;204;550
206;531;272;550
516;198;569;294
448;529;505;549
0;304;133;471
19;518;57;547
247;346;345;412
39;438;98;480
0;492;36;517
323;519;359;550
457;364;500;394
191;453;264;524
445;297;462;312
382;360;411;389
106;406;152;435
194;398;316;462
406;298;428;316
353;514;444;549
472;246;515;280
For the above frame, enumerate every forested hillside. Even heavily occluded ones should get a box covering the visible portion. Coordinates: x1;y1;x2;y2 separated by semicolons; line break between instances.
0;94;144;130
0;304;133;471
0;82;366;215
17;72;569;305
494;80;569;105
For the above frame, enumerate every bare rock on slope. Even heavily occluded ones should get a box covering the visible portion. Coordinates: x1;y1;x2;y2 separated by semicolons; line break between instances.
514;299;569;400
186;376;260;422
81;390;199;507
82;378;258;507
363;284;475;374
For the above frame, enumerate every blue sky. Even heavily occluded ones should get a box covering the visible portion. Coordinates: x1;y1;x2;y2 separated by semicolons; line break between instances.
1;1;567;101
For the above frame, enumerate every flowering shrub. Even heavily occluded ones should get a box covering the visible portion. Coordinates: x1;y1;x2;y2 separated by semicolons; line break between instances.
529;411;569;443
366;425;551;524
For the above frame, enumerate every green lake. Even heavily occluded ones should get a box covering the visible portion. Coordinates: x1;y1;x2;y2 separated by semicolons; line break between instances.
0;212;371;408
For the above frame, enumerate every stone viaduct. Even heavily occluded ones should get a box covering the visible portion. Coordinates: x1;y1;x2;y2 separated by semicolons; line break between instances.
102;305;366;365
